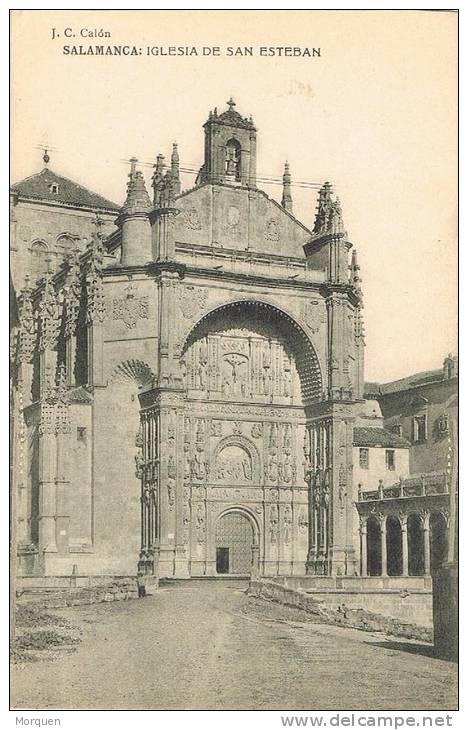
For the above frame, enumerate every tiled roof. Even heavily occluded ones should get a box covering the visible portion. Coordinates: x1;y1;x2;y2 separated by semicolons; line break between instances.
364;369;447;396
11;168;120;212
353;427;410;448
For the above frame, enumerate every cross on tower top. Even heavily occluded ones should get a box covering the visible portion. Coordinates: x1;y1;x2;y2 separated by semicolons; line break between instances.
227;97;236;111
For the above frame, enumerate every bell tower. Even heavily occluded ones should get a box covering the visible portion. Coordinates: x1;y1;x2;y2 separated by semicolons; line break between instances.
198;98;257;187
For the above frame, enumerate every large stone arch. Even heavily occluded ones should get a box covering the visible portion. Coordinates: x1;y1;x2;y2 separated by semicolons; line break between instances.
180;298;323;403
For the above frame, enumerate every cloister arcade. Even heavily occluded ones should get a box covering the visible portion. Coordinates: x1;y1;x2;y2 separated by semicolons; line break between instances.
356;474;451;578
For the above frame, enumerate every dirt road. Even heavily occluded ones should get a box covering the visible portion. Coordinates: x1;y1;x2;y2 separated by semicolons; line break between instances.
11;580;457;710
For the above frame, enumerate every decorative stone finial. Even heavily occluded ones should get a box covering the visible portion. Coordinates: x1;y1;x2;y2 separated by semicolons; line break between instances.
171;143;181;196
313;182;346;236
350;249;363;302
281;160;293;213
129;157;138;177
38;268;59;352
121;170;151;216
227;97;236;111
43;149;50;166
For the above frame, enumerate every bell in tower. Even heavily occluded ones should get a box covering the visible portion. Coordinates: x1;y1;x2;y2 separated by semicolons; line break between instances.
197;98;257;188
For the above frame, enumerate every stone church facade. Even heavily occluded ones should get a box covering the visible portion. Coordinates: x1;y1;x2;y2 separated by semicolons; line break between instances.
11;100;371;580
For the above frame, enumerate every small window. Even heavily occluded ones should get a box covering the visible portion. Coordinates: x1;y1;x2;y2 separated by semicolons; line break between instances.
49;183;59;194
359;448;369;469
77;427;87;443
414;415;427;443
385;449;395;470
391;424;402;437
437;415;449;434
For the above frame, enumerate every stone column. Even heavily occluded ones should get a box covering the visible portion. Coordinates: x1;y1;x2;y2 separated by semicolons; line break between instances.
423;511;431;576
37;271;61;568
380;514;387;577
359;516;367;576
64;249;81;387
54;372;72;556
400;512;409;577
15;287;37;549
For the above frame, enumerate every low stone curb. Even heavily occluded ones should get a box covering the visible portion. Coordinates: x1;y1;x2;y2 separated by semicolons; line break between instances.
16;578;139;609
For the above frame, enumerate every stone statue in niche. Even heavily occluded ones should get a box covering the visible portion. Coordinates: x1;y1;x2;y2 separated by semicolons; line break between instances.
339;485;346;513
283;366;292;397
283;424;292;450
183;505;190;544
196;504;205;544
184;417;191;444
298;510;308;533
183;447;191;482
269;423;278;449
261;343;272;395
167;480;175;509
282;452;293;484
167;455;177;480
284;505;292;544
268;450;279;482
222;374;231;395
192;448;206;481
269;505;279;544
197;339;208;389
167;413;176;442
196;419;205;446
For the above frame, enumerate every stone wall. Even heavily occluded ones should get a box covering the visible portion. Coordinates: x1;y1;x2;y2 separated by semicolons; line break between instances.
249;576;433;632
10;199;116;291
16;576;139;609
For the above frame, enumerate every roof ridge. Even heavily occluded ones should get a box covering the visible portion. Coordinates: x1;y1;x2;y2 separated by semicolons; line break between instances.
11;167;120;210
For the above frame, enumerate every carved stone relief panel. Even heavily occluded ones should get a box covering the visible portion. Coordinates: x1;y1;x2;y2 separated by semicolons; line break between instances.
215;444;252;483
182;325;301;405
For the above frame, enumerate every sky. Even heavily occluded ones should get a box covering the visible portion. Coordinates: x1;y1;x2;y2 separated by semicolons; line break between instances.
10;10;457;383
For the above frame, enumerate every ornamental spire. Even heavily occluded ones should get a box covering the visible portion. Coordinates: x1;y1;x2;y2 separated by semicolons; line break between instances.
64;247;82;338
281;161;293;213
350;248;363;303
86;219;106;324
18;279;36;364
38;268;59;352
121;166;151;217
171;143;181;196
313;182;346;236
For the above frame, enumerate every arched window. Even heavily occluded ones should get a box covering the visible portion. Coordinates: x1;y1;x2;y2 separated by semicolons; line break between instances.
225;138;241;181
56;233;76;263
30;240;49;282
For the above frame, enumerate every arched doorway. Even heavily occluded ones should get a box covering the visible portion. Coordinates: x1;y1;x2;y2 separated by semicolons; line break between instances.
386;516;403;576
366;517;381;576
430;512;448;574
408;513;424;575
215;511;254;575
